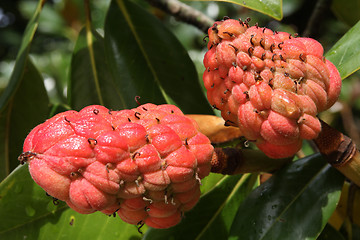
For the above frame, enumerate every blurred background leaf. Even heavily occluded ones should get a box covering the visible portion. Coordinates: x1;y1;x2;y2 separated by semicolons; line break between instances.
317;224;346;240
196;0;283;20
0;0;49;181
331;0;360;27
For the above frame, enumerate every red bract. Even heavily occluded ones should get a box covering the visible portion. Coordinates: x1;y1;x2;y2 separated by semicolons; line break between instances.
19;104;213;229
203;19;341;158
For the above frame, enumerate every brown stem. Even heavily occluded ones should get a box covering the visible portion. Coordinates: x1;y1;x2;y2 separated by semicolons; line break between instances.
211;148;292;175
314;120;360;186
144;0;214;33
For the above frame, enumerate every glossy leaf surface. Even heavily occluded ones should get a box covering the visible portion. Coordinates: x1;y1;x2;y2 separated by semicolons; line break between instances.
229;154;344;240
69;28;121;110
0;59;49;180
326;20;360;79
103;0;213;113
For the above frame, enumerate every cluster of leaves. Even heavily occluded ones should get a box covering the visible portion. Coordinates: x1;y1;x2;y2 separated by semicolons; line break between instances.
0;0;360;239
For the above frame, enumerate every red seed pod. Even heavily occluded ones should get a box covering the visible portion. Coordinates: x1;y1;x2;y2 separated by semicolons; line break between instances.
202;19;341;158
20;104;214;229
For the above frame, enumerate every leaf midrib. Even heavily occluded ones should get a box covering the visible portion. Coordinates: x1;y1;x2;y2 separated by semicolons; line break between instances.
195;173;254;240
115;0;172;104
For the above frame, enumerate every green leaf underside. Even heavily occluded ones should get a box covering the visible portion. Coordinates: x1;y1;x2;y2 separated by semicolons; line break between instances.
144;174;258;239
103;0;212;113
0;165;142;240
229;153;344;240
0;0;49;181
326;20;360;79
195;0;283;20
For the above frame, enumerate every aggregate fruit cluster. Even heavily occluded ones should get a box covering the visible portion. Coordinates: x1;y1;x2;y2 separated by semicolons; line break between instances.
19;104;213;229
203;18;341;158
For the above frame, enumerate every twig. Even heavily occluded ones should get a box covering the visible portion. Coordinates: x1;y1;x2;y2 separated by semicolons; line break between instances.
145;0;214;33
302;0;332;37
211;148;292;175
314;120;360;187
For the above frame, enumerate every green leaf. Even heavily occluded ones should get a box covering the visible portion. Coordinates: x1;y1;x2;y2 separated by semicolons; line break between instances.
195;174;259;240
326;20;360;79
199;0;283;20
144;174;258;240
0;0;49;181
200;173;225;194
0;0;46;109
0;59;49;181
229;154;344;240
0;165;143;240
0;165;66;235
69;28;123;110
317;224;346;240
103;0;213;113
49;103;71;118
331;0;360;27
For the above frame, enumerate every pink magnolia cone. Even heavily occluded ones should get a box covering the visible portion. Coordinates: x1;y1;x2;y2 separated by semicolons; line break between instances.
203;18;342;159
19;104;213;229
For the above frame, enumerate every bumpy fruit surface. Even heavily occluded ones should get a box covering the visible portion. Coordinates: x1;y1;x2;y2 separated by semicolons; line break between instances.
19;104;213;229
203;18;341;158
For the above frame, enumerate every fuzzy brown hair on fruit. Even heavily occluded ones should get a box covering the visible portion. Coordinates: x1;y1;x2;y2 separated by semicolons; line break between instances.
203;18;342;159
